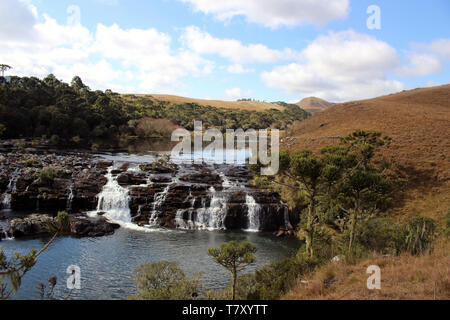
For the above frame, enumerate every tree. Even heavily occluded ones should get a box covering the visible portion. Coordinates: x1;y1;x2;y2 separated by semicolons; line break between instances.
0;65;12;77
129;261;202;300
208;241;257;300
276;148;352;258
337;131;393;252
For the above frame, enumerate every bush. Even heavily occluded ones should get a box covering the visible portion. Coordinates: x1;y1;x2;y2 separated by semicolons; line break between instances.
401;217;437;256
39;167;61;185
47;211;71;235
206;274;258;300
129;261;202;300
135;118;178;139
252;255;322;300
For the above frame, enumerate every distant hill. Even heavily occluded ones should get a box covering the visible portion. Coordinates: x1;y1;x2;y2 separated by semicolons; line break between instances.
296;97;334;114
284;84;450;221
122;94;285;112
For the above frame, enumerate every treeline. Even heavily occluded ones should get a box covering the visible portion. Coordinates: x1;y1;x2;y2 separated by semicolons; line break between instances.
0;75;310;149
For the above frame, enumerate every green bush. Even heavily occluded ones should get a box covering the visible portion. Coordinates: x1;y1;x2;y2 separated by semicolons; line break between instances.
252;255;322;300
129;261;202;300
401;217;437;256
39;167;61;185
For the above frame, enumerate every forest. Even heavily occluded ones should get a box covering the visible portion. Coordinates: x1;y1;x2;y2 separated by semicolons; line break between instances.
0;75;310;150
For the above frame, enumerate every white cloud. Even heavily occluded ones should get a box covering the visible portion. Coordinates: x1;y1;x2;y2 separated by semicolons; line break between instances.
428;39;450;59
179;0;349;28
227;64;253;74
181;26;299;63
424;80;441;88
396;53;442;77
0;1;213;93
262;30;405;102
225;87;253;100
0;0;38;41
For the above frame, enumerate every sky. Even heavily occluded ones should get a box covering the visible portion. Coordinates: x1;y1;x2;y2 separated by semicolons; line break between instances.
0;0;449;103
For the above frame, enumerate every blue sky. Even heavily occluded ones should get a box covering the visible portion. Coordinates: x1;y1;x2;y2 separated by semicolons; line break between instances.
1;0;449;102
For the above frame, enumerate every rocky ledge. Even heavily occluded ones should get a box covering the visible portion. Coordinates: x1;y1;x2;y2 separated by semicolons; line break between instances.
0;149;295;234
0;214;120;240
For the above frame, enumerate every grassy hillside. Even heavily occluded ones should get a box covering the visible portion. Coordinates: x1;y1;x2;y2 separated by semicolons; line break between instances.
284;239;449;300
122;94;284;111
296;97;334;114
284;84;450;222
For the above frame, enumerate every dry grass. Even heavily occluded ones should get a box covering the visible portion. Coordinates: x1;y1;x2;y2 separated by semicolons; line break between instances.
284;240;450;300
296;97;334;114
121;94;284;111
284;84;450;222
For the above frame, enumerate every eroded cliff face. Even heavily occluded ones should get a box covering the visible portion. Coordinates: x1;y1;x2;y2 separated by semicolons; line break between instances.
0;150;294;234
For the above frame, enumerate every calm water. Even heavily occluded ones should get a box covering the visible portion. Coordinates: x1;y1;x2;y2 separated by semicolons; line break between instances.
1;228;299;300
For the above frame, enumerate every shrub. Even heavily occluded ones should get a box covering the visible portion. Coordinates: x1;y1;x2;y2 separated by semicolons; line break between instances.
129;261;202;300
39;167;61;185
135;118;178;139
47;211;71;235
401;217;437;256
252;255;322;300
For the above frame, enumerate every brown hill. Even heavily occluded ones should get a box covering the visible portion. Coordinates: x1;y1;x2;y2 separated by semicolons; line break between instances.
122;94;284;111
284;84;450;222
296;97;334;114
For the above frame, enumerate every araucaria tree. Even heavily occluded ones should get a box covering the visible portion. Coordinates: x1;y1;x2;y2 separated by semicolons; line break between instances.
272;130;394;258
336;130;393;252
277;147;353;258
208;241;257;300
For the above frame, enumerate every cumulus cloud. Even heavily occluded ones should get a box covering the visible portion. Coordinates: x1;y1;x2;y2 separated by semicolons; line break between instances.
181;26;299;63
0;0;213;93
261;30;405;102
179;0;349;28
227;64;253;74
396;53;442;77
225;87;253;100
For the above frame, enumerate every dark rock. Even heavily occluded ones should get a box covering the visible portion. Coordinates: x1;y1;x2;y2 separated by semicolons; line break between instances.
70;217;120;238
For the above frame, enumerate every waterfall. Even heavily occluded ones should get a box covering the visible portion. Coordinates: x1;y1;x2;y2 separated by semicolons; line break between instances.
1;168;20;210
245;194;261;232
0;221;13;241
149;180;174;226
66;184;74;212
283;206;292;229
96;167;132;225
194;187;227;231
175;193;196;230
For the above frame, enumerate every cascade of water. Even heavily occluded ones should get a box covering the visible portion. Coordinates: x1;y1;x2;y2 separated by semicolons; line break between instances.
283;206;292;229
245;194;261;232
66;184;74;212
0;221;13;241
175;192;196;230
1;168;20;210
149;180;174;226
194;186;227;231
96;167;132;225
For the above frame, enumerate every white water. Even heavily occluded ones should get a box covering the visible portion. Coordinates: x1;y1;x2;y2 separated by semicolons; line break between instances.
66;184;74;212
1;231;14;241
1;168;20;210
245;194;261;232
91;166;171;233
193;187;228;231
149;180;174;226
283;206;292;229
96;167;132;225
